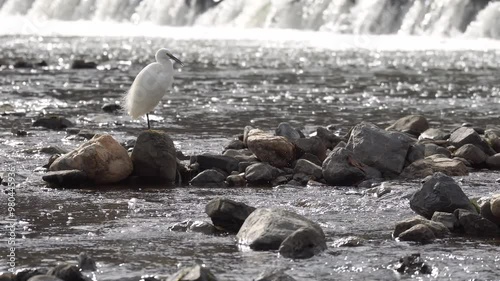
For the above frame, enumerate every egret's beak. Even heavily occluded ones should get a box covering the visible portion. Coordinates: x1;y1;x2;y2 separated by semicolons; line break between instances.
167;52;183;66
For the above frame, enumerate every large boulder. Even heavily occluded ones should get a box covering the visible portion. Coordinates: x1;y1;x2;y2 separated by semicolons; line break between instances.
205;198;255;233
400;155;468;179
386;115;429;136
49;134;132;184
130;130;176;184
322;147;366;186
246;129;295;168
346;122;413;176
409;172;477;219
236;208;325;253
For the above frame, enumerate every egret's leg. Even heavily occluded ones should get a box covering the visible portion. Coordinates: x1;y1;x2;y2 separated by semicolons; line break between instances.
147;113;150;129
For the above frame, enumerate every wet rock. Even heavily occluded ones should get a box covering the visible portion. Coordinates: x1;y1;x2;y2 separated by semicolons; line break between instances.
298;153;322;166
222;149;258;162
424;143;451;158
486;154;500;170
490;196;500;219
131;131;176;184
33;116;73;130
101;103;122;113
47;264;87;281
484;129;500;152
77;252;97;271
386;115;429;136
393;216;449;238
205;198;255;233
226;174;246;187
346;122;413;176
190;169;226;187
364;183;391;198
400;155;468;179
410;172;476;219
406;143;425;164
40;146;68;155
452;144;487;166
27;276;64;281
449;127;493;155
332;236;364;247
238;161;254;173
275;122;301;141
294;137;327;162
193;154;239;174
293;159;322;180
322;147;366;186
271;175;291;186
50;134;132;184
224;139;246;150
71;59;97;69
0;272;14;281
398;224;435;242
13;60;34;68
15;268;48;281
478;200;500;225
454;209;500;237
278;227;327;259
254;268;296;281
316;127;342;149
395;253;432;274
169;220;217;235
245;163;281;184
419;128;449;141
42;170;89;187
431;211;459;231
165;264;217;281
246;129;295;168
236;208;325;251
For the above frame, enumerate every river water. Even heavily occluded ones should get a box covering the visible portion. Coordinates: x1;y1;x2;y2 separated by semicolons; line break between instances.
1;33;500;280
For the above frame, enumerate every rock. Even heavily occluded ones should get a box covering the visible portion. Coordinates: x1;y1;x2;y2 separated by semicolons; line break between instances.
293;159;322;180
42;170;89;187
346;122;413;176
238;161;255;173
226;174;246;187
424;143;451;158
246;129;295;168
406;144;425;164
454;209;500;237
393;216;449;238
386;115;429;136
77;252;97;271
245;163;281;184
398;224;435;242
431;211;459;231
71;60;97;69
419;128;449;141
364;183;391;198
395;253;432;275
400;155;468;179
224;139;246;150
50;134;133;184
479;200;500;225
275;122;301;141
316;127;342;149
449;127;493;155
484;129;500;152
453;144;487;166
190;169;226;187
166;265;217;281
298;153;322;166
491;196;500;219
322;147;366;186
254;268;296;281
169;220;217;235
278;227;327;259
486;154;500;170
332;236;364;247
33;116;73;130
131;130;176;184
40;146;68;155
205;198;255;233
101;103;122;113
222;149;258;162
193;154;239;174
409;172;476;219
27;276;64;281
47;264;87;281
236;208;325;251
271;175;291;186
0;272;15;281
294;137;327;162
15;268;48;281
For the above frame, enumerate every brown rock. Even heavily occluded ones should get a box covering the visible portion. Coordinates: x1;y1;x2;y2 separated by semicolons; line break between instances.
246;129;295;168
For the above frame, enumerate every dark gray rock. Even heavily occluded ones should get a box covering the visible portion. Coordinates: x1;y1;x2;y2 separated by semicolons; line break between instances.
346;122;413;176
431;211;459;231
410;172;476;219
205;198;255;233
40;146;68;155
238;161;255;173
453;144;487;166
393;216;449;238
47;264;87;281
190;169;226;187
406;144;425;164
77;252;97;271
33;116;73;130
294;137;327;162
449;127;494;155
166;265;217;281
15;268;48;281
224;139;246;150
71;60;97;69
271;175;292;186
131;130;177;184
42;170;88;187
322;147;366;186
454;209;500;237
386;115;429;136
486;153;500;170
398;224;435;242
424;143;451;158
395;253;432;275
293;159;322;180
419;128;449;141
101;103;122;113
275;122;301;141
245;163;281;184
237;208;325;251
194;154;239;174
226;174;246;187
278;227;327;259
316;127;342;149
298;153;322;166
254;268;296;281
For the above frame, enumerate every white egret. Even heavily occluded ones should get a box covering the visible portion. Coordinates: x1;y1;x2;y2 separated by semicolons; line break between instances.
125;48;183;129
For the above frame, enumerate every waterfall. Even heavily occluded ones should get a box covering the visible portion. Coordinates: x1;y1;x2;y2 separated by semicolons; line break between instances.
0;0;499;39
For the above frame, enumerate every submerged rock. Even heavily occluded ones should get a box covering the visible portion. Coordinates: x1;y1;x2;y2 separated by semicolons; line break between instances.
166;265;217;281
332;236;364;247
49;134;132;184
322;147;366;186
386;115;429;136
205;198;255;233
42;170;88;187
33;116;73;130
77;252;97;271
246;129;295;168
47;264;87;281
409;172;476;219
395;253;432;275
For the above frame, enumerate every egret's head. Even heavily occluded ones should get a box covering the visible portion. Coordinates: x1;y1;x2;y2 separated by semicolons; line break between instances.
155;48;183;66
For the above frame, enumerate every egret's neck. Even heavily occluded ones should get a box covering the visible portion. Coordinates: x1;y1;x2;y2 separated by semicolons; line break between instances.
156;56;173;70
